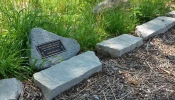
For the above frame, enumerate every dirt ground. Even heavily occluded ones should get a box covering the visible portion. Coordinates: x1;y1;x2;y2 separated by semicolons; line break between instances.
20;26;175;100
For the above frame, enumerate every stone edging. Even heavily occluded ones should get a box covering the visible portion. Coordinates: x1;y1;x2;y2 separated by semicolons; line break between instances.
96;15;175;57
0;10;175;100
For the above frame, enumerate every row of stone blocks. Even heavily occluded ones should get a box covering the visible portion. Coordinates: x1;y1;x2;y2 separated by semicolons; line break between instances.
33;15;175;100
1;13;175;100
96;16;175;57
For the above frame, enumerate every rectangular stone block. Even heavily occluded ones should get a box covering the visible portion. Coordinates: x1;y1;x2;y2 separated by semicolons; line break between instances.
0;78;23;100
118;34;143;47
168;11;175;18
33;51;102;100
136;16;175;39
96;34;143;57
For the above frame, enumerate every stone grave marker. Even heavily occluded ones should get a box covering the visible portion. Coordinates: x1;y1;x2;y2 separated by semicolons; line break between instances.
30;28;80;69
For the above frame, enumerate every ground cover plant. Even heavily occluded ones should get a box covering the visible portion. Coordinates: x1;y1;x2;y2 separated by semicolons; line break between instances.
0;0;172;80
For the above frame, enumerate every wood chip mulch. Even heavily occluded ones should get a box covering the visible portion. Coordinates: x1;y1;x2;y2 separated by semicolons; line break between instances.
20;26;175;100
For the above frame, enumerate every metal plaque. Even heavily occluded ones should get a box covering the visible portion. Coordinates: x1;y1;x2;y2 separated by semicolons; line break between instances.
36;40;66;59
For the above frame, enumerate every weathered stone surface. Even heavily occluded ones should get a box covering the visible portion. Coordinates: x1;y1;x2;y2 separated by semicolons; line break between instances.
30;28;80;69
93;0;128;13
0;78;23;100
168;11;175;18
33;51;102;100
96;34;143;57
136;16;175;39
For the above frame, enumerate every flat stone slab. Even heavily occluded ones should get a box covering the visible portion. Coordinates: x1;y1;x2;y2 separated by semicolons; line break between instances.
168;11;175;18
0;78;23;100
30;28;80;69
33;51;102;100
96;34;143;57
136;16;175;39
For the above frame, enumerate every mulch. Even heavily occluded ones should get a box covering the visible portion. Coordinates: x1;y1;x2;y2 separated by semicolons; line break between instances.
20;26;175;100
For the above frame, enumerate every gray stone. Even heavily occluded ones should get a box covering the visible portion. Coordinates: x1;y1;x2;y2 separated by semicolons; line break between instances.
0;78;23;100
33;51;102;100
168;11;175;18
30;28;80;69
136;16;175;39
96;34;143;57
93;0;128;13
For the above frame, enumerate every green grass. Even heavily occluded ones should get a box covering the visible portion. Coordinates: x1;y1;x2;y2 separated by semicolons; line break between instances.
102;8;137;35
131;0;170;23
0;0;172;80
0;35;35;80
